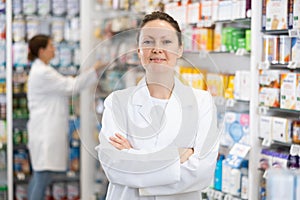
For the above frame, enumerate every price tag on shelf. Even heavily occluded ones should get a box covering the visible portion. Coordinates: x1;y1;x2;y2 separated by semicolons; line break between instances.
263;170;268;179
258;62;270;70
287;61;298;69
198;50;208;59
289;29;298;37
226;99;235;107
258;106;269;115
262;138;272;147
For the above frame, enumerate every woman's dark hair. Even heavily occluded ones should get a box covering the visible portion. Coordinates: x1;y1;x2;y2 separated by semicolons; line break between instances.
137;11;182;46
28;34;51;61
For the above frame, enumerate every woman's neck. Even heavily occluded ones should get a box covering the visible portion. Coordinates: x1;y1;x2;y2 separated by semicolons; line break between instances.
146;73;174;99
39;57;49;65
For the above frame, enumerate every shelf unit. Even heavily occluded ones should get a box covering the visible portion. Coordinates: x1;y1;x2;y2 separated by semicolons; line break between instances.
2;0;286;199
4;0;82;199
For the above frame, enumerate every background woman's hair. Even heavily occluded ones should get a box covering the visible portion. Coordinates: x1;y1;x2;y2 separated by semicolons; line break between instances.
137;11;182;46
28;34;51;61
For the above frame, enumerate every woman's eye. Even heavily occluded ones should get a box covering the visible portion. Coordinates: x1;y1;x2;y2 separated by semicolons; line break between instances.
162;40;172;45
143;40;154;45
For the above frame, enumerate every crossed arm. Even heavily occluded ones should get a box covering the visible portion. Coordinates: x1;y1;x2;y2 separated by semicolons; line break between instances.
109;133;194;163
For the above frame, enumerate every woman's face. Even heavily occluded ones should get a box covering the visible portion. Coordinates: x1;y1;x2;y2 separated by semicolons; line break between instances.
39;39;55;63
138;19;183;74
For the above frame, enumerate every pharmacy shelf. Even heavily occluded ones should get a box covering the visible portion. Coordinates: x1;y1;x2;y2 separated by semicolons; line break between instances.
206;188;243;200
258;106;300;118
258;137;292;148
181;52;250;74
262;29;289;35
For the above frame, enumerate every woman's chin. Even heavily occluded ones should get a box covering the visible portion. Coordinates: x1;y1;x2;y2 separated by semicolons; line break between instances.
146;63;173;73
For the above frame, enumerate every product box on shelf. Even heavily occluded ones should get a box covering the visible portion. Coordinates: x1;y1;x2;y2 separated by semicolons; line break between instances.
262;35;279;64
258;69;280;107
271;117;293;143
186;2;201;24
296;74;300;110
234;70;251;101
259;87;280;107
259;115;272;139
280;73;297;110
221;112;250;147
206;73;229;97
293;0;300;29
265;0;289;30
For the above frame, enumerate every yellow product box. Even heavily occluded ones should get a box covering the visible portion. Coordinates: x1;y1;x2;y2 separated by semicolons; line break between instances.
199;28;214;51
225;75;235;99
280;73;297;110
266;0;288;30
296;74;300;110
206;73;228;97
178;66;206;90
259;87;280;107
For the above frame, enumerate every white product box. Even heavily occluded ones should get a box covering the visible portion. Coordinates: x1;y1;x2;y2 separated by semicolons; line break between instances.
259;116;273;139
280;73;297;110
271;117;293;143
218;0;232;21
187;3;201;24
294;0;300;28
266;0;288;30
234;71;251;101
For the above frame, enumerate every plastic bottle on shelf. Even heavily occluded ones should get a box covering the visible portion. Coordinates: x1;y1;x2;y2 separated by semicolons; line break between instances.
241;160;249;199
214;154;225;191
287;145;300;169
0;185;7;200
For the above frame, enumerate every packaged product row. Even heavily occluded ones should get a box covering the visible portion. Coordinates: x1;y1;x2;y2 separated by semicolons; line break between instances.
259;115;300;144
183;26;251;53
15;181;80;200
12;41;80;70
259;70;300;111
12;0;80;17
12;16;80;43
164;0;251;26
262;36;300;66
178;66;250;101
262;0;300;31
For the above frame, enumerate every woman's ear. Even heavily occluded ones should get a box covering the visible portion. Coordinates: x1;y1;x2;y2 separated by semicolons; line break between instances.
137;48;142;59
177;45;183;58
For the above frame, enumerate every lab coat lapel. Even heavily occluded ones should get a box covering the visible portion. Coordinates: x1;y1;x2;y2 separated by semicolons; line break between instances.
132;78;153;124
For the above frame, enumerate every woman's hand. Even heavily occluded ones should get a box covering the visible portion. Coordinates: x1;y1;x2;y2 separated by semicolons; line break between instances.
109;133;132;150
93;60;107;73
178;148;194;163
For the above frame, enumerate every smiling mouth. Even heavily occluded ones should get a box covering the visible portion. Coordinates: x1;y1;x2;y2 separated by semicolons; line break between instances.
150;58;166;63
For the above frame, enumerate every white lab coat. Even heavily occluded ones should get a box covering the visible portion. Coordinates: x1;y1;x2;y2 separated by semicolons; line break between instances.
27;59;98;171
96;77;219;200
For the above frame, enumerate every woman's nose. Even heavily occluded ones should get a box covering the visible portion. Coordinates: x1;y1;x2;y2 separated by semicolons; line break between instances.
152;45;163;53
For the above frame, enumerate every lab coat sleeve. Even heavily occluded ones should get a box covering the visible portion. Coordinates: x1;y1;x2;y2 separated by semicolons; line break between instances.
35;66;98;96
96;93;181;188
138;92;219;196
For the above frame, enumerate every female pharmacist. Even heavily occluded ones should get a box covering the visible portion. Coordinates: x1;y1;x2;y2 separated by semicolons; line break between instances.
27;34;105;199
96;11;219;200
